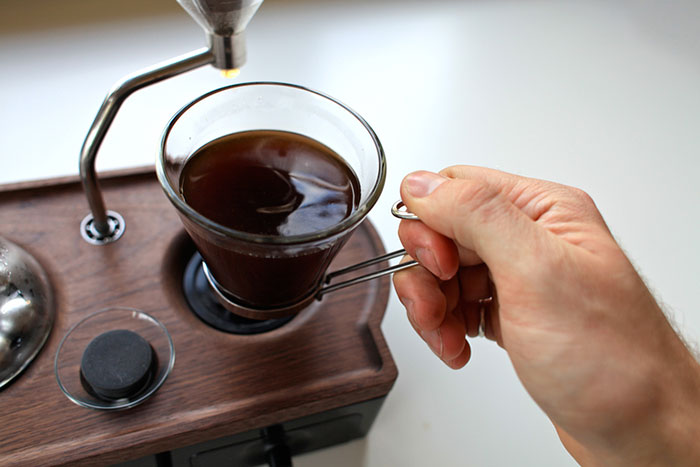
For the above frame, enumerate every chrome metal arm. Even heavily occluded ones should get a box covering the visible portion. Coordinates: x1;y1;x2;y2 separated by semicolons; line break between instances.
79;48;214;242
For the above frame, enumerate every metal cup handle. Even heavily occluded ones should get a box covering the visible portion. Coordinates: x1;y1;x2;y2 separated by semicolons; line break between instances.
315;200;421;298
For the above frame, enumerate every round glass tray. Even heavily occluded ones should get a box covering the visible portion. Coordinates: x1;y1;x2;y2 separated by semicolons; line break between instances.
54;307;175;410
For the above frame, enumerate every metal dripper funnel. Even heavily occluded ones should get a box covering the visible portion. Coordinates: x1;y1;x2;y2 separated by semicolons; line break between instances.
177;0;263;69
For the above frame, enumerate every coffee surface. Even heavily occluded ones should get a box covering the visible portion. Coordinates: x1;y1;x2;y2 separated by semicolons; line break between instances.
180;130;360;236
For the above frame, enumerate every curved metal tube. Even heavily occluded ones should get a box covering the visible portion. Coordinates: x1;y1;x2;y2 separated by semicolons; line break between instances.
79;48;215;237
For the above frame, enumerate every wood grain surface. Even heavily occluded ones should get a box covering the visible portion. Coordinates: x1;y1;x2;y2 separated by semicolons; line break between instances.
0;168;397;466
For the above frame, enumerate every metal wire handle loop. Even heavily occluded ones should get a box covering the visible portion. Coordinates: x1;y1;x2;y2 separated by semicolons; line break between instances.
391;200;420;220
316;249;417;298
316;201;425;298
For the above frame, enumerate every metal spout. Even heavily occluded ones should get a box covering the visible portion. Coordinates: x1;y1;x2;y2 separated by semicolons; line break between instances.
177;0;263;69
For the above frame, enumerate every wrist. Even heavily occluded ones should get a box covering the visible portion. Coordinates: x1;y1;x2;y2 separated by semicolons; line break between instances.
578;322;700;466
653;337;700;466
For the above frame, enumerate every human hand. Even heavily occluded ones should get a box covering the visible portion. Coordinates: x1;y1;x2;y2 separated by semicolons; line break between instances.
393;166;700;465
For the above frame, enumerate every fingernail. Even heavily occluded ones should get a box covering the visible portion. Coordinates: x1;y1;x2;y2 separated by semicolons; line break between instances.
415;248;442;279
404;171;447;198
420;328;443;358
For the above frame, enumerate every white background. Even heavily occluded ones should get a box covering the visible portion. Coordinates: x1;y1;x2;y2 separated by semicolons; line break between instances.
1;0;699;465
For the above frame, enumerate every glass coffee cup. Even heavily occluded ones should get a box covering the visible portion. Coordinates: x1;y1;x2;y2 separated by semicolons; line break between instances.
156;82;386;317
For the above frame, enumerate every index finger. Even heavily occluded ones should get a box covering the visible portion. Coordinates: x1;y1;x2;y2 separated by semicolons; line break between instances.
399;219;483;270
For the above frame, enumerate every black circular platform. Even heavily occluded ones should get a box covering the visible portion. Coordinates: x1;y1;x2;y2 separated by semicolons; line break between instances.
182;253;294;334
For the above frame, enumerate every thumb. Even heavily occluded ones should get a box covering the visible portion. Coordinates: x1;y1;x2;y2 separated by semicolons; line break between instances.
400;170;552;275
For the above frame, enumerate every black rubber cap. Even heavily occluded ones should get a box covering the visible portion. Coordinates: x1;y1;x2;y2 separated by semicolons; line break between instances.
80;329;156;400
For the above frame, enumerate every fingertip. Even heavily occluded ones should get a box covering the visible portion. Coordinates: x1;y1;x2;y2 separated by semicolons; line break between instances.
439;313;466;361
446;344;471;369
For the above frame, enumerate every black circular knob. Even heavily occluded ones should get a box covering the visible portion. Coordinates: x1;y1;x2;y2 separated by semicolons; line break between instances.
80;329;156;400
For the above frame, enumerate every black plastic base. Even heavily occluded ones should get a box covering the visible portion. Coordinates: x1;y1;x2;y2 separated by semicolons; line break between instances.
113;396;388;467
178;396;387;467
182;252;294;335
188;398;385;466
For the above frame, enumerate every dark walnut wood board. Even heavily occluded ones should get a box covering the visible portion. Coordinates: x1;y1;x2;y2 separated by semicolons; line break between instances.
0;168;397;466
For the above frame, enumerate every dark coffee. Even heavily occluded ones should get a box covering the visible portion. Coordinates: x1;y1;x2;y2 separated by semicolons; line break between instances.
181;130;359;236
179;130;361;309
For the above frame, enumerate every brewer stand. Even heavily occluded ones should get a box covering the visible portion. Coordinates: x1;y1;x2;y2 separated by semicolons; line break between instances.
0;167;398;466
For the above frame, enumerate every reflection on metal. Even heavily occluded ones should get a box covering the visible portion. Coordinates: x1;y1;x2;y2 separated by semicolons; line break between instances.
391;200;420;220
79;49;214;240
318;249;418;297
0;237;54;389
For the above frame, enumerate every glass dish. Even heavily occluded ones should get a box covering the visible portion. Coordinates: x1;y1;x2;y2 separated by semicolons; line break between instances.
54;307;174;410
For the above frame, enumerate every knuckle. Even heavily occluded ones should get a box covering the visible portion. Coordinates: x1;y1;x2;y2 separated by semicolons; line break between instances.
439;165;465;178
417;305;445;328
561;186;606;222
567;186;596;208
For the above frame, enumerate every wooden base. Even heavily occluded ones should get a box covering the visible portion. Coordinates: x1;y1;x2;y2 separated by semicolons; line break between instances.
0;168;397;466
